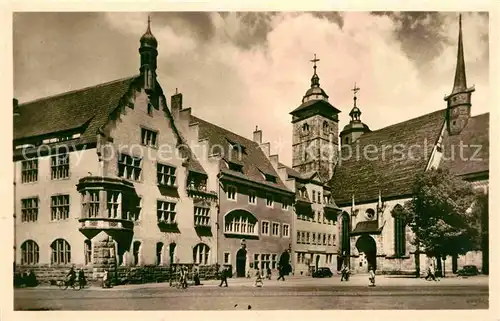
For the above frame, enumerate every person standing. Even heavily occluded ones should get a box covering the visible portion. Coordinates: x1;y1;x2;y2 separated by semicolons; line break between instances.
368;267;376;287
78;268;87;289
255;269;263;287
219;265;228;287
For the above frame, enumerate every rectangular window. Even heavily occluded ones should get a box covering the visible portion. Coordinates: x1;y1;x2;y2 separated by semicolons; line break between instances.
306;232;310;244
224;252;230;265
302;231;306;244
323;234;327;245
312;191;316;203
317;192;321;204
21;197;39;222
297;231;301;243
313;211;317;222
272;254;277;269
312;233;316;245
51;152;69;180
261;254;271;270
131;196;142;221
84;240;92;265
327;234;332;246
317;212;322;223
88;191;100;218
248;190;256;204
194;206;210;227
21;159;38;183
157;163;176;187
141;127;158;147
107;191;120;218
272;222;280;237
254;253;259;270
51;195;70;221
281;198;289;210
266;193;273;207
118;153;142;181
261;221;270;235
227;185;237;200
282;223;290;238
157;201;177;224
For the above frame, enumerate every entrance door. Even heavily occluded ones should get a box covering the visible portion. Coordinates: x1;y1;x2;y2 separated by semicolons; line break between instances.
355;235;377;272
236;249;247;277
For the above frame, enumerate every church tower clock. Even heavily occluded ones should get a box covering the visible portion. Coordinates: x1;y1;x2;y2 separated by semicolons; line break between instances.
290;54;341;180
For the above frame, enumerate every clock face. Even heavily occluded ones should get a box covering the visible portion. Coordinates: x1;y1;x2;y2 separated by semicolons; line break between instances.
365;209;375;220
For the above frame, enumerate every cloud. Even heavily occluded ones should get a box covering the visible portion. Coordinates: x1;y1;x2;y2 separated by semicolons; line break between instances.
14;12;489;168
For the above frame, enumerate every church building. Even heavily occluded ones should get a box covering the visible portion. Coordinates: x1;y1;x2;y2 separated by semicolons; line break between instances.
328;15;489;275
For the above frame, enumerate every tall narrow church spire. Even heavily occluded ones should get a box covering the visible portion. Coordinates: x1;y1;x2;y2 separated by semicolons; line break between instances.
451;14;467;94
444;14;475;135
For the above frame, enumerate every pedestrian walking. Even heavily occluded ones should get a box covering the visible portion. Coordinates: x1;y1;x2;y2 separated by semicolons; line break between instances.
340;263;350;281
425;264;438;281
266;267;272;280
255;269;263;287
219;265;228;287
277;265;286;281
368;267;376;287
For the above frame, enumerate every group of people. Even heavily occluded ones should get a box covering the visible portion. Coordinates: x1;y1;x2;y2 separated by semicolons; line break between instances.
66;266;87;288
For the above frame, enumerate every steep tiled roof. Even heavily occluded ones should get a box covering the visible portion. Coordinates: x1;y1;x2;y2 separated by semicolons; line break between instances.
192;116;290;192
329;109;447;206
440;113;489;176
290;99;341;116
14;76;139;144
13;76;207;176
278;162;302;179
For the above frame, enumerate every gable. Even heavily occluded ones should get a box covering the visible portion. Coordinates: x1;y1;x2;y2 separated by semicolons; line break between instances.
192;116;289;191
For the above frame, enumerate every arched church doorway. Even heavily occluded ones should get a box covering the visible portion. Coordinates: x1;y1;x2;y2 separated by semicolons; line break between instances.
236;248;247;277
337;212;351;271
355;235;377;272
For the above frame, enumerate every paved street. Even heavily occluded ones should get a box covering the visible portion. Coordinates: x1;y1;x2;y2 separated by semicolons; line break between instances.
14;275;488;310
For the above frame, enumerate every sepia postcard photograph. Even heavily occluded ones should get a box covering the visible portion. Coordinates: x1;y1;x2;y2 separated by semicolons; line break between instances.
4;2;498;318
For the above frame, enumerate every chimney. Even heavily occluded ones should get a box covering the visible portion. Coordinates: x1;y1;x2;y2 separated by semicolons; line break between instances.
171;89;183;118
253;126;262;144
13;98;19;117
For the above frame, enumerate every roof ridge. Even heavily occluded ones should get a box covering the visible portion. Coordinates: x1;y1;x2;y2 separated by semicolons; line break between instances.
18;75;139;107
191;115;259;147
363;108;446;135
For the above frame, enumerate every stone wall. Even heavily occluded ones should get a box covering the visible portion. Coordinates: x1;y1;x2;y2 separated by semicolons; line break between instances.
15;263;220;286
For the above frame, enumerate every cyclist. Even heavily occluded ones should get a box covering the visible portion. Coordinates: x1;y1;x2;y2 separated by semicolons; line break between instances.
66;265;76;287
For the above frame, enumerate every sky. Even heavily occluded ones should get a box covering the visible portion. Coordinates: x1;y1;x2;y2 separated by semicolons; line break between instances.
13;12;489;166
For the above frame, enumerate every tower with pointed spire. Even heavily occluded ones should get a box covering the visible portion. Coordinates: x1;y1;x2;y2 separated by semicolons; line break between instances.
139;15;158;93
290;54;341;180
339;83;370;145
444;14;475;135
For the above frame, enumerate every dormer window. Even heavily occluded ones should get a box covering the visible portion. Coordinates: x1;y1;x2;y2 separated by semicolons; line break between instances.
226;138;247;155
264;173;277;183
227;161;244;173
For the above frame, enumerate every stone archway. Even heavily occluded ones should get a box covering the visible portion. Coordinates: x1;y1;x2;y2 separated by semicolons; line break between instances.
355;235;377;272
236;248;247;277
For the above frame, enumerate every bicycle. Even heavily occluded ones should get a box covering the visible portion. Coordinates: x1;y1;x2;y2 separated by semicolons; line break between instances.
57;278;81;290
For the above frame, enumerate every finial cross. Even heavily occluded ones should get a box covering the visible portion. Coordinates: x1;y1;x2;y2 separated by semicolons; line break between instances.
310;53;320;71
351;82;360;96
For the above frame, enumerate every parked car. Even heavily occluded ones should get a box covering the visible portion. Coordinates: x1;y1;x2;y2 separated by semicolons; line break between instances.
457;265;479;277
312;267;333;278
